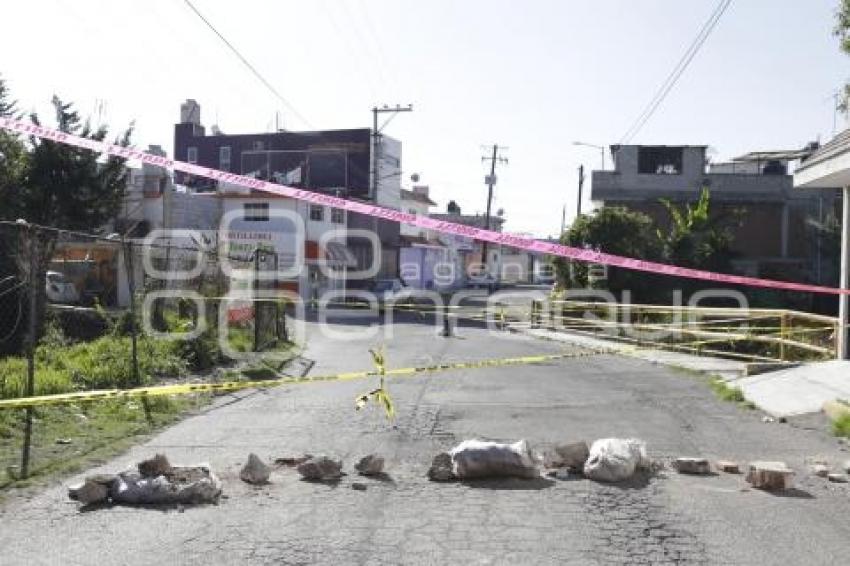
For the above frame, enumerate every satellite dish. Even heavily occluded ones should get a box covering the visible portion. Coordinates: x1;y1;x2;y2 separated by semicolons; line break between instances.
410;173;420;182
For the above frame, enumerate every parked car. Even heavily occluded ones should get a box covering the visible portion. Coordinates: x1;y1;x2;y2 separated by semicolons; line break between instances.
370;278;413;307
466;272;499;293
45;270;79;304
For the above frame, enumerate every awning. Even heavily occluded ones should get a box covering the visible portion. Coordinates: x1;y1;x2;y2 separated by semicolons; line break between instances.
325;241;357;267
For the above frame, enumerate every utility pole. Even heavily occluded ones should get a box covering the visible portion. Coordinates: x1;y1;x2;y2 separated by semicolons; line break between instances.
371;104;413;200
576;165;585;218
481;144;508;274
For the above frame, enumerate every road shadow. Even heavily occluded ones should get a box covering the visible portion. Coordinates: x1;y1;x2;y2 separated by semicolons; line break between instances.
761;487;815;499
460;476;556;490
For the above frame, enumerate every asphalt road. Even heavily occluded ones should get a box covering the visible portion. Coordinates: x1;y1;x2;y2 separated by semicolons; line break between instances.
2;303;850;565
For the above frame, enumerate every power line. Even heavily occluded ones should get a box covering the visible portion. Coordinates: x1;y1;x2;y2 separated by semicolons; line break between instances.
620;0;732;144
182;0;314;129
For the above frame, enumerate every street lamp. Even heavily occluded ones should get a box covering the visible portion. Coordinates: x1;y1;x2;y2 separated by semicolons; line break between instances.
573;141;606;171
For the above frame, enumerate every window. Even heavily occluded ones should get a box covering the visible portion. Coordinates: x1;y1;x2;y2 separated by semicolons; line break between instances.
309;205;324;221
243;202;269;222
187;146;198;164
637;147;683;175
219;146;231;171
331;208;345;224
253;140;265;151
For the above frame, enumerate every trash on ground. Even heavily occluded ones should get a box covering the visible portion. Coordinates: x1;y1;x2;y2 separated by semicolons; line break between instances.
427;452;455;482
55;438;72;445
745;461;793;491
240;453;271;484
674;457;711;475
583;438;650;483
355;454;385;476
544;441;589;471
68;477;112;505
449;439;539;480
296;456;343;481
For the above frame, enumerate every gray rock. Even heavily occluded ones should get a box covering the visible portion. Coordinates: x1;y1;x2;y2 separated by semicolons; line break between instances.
296;456;343;481
68;479;109;505
351;482;367;491
827;473;849;483
138;454;172;478
810;464;830;478
745;461;794;491
674;457;712;475
549;441;590;471
240;453;271;484
355;454;385;476
427;452;455;482
843;460;850;474
762;416;775;423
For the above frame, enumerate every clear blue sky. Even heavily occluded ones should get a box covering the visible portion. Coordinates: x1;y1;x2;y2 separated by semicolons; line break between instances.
2;0;848;236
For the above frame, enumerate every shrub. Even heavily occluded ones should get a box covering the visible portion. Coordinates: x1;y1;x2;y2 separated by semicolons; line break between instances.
833;414;850;438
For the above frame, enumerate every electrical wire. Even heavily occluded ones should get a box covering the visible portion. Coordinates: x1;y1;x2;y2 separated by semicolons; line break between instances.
620;0;732;144
182;0;314;129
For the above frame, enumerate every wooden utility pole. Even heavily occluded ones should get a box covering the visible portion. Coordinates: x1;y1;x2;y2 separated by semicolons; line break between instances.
481;145;508;272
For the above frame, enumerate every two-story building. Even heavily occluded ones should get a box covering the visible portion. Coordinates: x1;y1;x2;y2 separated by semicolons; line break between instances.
590;144;842;286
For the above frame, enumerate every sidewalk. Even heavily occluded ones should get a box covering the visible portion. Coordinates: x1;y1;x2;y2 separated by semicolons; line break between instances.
520;326;850;417
735;360;850;417
520;327;748;380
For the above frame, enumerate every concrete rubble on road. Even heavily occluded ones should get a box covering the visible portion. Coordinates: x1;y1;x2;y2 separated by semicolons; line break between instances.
810;464;830;478
427;452;454;482
745;461;794;491
354;454;385;477
674;457;712;475
240;453;271;484
545;441;589;472
583;438;650;483
68;453;222;507
449;439;539;480
827;473;849;483
716;460;740;474
296;456;343;481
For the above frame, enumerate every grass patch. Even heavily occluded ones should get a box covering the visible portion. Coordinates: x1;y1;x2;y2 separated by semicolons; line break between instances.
709;378;756;409
0;394;209;493
832;414;850;438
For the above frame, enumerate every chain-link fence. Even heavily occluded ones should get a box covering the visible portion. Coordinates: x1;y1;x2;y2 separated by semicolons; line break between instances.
0;221;294;484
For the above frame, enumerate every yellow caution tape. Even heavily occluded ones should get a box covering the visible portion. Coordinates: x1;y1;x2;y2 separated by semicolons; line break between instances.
0;349;606;410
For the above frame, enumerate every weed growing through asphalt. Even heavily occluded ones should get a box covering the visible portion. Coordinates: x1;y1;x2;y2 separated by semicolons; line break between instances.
709;378;756;409
832;414;850;438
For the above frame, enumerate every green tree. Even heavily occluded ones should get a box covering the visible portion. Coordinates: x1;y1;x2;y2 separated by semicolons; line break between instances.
835;0;850;113
656;187;738;273
0;86;133;347
555;206;663;300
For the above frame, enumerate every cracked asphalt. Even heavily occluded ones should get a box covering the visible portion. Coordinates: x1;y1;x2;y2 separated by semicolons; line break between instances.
1;302;850;565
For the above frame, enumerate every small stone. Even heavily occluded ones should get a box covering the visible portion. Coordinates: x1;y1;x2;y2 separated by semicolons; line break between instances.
355;454;385;476
547;441;590;471
716;460;740;474
810;464;830;478
351;482;367;491
762;416;775;423
745;461;794;491
240;453;271;484
138;454;172;478
843;460;850;474
547;468;572;481
296;456;343;481
827;473;849;483
68;479;109;505
55;438;72;445
777;416;787;423
674;457;711;475
427;452;455;482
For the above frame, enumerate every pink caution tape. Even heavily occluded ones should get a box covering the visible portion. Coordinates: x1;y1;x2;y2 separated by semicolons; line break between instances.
2;116;847;296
